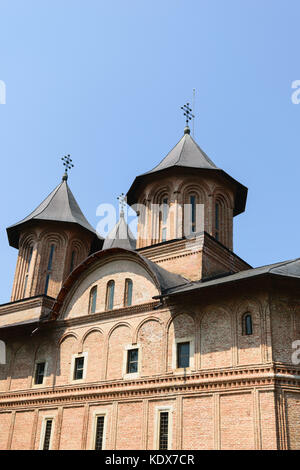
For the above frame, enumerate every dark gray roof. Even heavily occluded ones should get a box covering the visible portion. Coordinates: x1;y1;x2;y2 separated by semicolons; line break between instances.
103;213;136;251
144;131;219;174
7;180;100;248
158;258;300;297
126;130;248;216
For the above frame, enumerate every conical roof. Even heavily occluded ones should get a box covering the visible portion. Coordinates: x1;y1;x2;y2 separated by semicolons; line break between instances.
144;130;218;174
103;212;136;251
127;128;247;216
7;179;100;248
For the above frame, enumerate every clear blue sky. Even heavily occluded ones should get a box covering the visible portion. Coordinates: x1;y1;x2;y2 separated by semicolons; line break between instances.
0;0;299;303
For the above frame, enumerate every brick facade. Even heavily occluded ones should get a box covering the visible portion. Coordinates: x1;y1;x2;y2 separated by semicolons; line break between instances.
0;129;299;450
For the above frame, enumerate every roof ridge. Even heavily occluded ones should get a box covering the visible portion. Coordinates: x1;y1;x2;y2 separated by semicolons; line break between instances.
65;182;79;224
175;134;187;166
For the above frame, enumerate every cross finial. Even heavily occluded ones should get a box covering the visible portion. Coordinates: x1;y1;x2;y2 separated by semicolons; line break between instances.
181;102;195;134
117;193;127;216
61;154;74;181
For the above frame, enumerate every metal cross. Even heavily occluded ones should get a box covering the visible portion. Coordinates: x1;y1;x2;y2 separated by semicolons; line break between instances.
117;193;127;215
181;102;195;126
61;154;74;179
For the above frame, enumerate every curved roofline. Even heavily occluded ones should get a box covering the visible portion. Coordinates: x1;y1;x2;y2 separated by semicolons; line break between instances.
6;179;103;248
49;247;189;320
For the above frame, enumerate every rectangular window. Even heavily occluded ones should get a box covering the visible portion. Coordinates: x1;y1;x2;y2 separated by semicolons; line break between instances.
177;342;190;368
159;412;169;450
74;356;85;380
162;227;167;242
127;348;138;374
94;416;105;450
43;419;53;450
35;362;46;385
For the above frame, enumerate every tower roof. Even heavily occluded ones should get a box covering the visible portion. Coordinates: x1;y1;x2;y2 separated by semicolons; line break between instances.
7;179;100;248
102;212;136;251
127;129;248;216
145;129;219;173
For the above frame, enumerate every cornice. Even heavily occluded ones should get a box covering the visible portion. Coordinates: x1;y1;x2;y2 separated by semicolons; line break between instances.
1;364;299;410
0;296;55;317
56;301;161;328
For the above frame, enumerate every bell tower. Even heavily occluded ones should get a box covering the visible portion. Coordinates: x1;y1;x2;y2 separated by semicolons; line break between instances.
7;157;103;301
126;104;250;281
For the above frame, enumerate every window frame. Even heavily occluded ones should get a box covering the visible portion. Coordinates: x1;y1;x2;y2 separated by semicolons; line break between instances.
33;361;47;386
70;352;88;383
176;341;190;369
105;280;115;311
89;285;98;314
154;406;173;450
159;196;169;242
123;344;141;379
172;336;195;372
91;411;108;450
242;313;253;336
39;416;55;450
124;278;133;307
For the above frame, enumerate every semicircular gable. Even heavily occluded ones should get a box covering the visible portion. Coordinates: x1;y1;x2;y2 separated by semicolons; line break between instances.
55;250;161;321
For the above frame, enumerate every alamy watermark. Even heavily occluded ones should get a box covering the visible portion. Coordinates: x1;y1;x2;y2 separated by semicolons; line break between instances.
0;80;6;104
291;340;300;365
0;340;6;364
96;201;205;243
291;80;300;104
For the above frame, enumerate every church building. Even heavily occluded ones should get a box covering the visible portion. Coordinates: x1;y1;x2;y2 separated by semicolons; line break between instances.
0;112;300;450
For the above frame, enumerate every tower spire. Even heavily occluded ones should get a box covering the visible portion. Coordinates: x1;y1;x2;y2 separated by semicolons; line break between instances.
181;102;195;135
117;192;127;217
61;154;74;181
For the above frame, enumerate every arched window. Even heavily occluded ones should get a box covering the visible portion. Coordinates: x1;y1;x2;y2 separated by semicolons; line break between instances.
23;245;33;297
243;313;253;336
124;278;133;307
106;280;115;310
89;286;97;314
44;244;55;295
159;197;169;242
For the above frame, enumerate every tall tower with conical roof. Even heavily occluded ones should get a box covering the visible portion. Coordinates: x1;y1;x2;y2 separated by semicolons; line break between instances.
126;112;250;281
7;171;103;302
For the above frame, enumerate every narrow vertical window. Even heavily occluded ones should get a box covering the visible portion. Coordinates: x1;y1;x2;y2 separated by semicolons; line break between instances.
70;250;76;273
106;280;115;310
190;195;196;233
160;197;169;242
42;419;53;450
34;362;46;385
215;202;220;241
89;286;97;314
159;412;169;450
177;342;190;368
94;416;105;450
23;245;33;297
124;278;133;307
244;314;253;335
74;356;85;380
44;244;55;295
127;348;139;374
